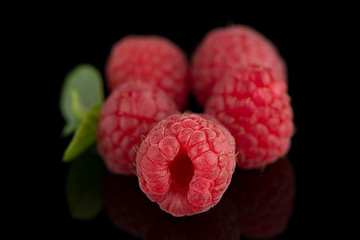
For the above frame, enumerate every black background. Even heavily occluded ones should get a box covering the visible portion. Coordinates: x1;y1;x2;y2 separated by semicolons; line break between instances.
18;9;346;238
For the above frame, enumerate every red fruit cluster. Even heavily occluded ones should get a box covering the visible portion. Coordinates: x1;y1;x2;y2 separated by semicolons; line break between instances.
96;25;294;217
192;25;293;169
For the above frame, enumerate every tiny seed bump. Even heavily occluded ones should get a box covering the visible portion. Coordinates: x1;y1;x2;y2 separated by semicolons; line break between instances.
161;125;166;137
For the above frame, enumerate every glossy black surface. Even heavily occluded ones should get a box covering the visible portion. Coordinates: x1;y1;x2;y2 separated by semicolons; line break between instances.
94;157;293;239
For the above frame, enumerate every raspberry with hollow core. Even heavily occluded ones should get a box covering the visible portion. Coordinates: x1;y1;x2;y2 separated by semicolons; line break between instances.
136;113;236;216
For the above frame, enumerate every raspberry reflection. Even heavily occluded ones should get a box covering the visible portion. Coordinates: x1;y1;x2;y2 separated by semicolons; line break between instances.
103;157;295;239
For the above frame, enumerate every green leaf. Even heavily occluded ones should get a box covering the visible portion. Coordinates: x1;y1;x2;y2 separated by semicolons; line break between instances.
66;151;105;220
60;64;104;137
71;89;87;122
62;122;78;138
63;105;101;162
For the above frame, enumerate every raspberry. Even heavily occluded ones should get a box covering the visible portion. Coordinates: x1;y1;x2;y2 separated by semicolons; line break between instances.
97;82;178;175
205;65;294;169
136;113;236;216
191;25;286;106
105;35;189;110
230;158;295;238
